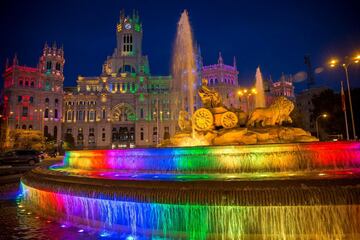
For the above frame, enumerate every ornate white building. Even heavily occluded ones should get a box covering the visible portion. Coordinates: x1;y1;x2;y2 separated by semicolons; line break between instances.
2;10;298;150
62;11;177;148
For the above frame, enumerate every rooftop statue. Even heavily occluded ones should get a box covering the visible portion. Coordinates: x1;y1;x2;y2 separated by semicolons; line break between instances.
165;79;317;147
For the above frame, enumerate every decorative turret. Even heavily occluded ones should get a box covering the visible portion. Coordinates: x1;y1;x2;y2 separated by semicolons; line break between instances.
12;54;18;66
218;52;223;65
39;42;65;80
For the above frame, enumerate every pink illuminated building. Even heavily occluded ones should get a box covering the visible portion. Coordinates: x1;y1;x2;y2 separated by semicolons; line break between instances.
201;52;240;109
1;43;64;142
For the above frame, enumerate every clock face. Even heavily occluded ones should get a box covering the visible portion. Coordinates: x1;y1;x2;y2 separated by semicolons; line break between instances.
125;23;131;30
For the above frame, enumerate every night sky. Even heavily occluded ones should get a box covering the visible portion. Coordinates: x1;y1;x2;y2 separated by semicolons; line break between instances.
1;0;359;92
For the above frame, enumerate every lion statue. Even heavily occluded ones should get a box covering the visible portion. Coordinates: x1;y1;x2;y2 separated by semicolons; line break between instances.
198;79;223;108
247;96;294;127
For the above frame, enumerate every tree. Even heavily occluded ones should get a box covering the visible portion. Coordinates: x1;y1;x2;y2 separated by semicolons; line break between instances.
63;133;75;150
311;88;360;140
311;89;345;139
8;129;45;150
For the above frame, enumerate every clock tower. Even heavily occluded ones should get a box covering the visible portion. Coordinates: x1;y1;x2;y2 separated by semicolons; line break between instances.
116;10;143;58
102;10;149;76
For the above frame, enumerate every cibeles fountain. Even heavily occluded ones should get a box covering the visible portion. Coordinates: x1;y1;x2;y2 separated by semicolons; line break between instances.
163;78;317;147
20;10;360;239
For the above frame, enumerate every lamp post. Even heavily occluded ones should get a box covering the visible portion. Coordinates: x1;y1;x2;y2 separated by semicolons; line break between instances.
329;55;360;139
7;111;14;129
35;109;44;134
316;113;328;139
237;88;257;113
4;111;14;149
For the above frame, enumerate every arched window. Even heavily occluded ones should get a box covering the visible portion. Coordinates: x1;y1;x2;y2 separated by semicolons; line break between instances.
119;64;136;73
22;125;26;129
30;81;34;87
29;125;33;130
44;125;49;136
46;61;52;70
44;109;49;118
29;97;34;103
45;98;49;103
55;98;59;106
54;109;58;119
215;78;218;84
55;63;61;71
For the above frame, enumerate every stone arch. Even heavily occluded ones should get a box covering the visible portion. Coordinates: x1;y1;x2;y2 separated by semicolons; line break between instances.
111;103;136;122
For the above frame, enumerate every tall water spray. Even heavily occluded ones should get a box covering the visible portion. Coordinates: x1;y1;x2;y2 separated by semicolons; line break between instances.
255;66;266;108
172;10;197;117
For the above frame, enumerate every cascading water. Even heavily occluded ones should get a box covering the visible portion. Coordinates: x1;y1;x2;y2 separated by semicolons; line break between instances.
18;10;360;240
21;142;360;239
172;10;197;117
254;66;266;108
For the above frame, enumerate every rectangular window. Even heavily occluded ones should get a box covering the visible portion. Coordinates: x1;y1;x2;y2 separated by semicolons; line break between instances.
22;107;28;117
79;111;83;121
18;96;22;103
89;111;95;121
67;111;72;121
102;109;106;119
102;133;106;141
140;108;144;119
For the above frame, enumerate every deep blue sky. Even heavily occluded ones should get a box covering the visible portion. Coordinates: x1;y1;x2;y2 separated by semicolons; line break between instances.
1;0;359;92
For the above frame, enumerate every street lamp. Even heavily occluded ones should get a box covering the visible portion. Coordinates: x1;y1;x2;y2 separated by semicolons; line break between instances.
328;54;359;139
237;88;257;112
316;113;328;139
35;109;44;134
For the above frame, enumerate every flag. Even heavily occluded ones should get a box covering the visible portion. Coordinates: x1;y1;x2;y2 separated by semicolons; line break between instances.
341;81;346;112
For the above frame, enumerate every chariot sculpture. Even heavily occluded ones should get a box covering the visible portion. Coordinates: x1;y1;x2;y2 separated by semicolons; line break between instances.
192;79;239;131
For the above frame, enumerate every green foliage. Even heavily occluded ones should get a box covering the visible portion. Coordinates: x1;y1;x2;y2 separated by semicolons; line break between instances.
8;129;45;150
63;133;75;150
311;89;346;138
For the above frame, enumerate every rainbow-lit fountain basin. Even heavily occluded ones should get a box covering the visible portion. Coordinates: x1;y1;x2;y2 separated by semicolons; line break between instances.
21;142;360;239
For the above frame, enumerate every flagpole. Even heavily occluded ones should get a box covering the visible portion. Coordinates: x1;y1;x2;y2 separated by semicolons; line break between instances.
341;81;349;140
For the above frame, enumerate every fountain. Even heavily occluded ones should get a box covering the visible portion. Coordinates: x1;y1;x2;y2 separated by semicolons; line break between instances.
20;10;360;239
254;66;266;108
172;10;197;117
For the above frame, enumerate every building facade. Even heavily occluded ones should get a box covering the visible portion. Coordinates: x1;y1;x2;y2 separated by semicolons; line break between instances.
62;11;177;149
1;43;64;142
202;52;240;109
1;10;298;150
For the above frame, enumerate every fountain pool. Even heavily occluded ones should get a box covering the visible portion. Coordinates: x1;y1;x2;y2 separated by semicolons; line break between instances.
21;141;360;239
